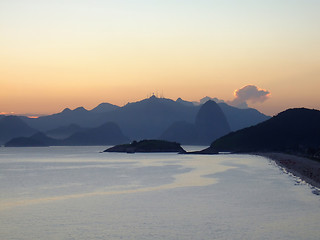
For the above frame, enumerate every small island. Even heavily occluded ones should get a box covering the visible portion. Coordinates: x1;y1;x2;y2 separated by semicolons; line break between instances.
104;140;186;153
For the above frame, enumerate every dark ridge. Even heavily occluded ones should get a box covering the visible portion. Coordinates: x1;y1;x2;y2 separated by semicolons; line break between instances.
209;108;320;156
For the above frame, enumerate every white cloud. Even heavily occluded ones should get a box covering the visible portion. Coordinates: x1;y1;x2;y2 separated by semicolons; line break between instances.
227;85;270;108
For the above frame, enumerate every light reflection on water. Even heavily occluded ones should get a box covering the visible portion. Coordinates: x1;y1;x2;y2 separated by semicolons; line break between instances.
0;146;319;240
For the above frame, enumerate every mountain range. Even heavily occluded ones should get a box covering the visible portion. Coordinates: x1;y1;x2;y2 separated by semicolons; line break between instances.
5;122;128;147
0;96;270;146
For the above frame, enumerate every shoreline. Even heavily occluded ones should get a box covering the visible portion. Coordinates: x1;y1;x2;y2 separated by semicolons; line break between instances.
254;152;320;189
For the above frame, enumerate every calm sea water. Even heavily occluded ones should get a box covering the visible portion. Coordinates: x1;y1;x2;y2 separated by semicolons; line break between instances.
0;146;319;240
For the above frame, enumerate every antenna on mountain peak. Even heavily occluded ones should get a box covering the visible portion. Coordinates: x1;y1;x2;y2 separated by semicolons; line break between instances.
160;90;164;98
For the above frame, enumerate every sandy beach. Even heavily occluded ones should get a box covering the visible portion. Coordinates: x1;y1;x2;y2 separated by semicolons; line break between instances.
256;152;320;189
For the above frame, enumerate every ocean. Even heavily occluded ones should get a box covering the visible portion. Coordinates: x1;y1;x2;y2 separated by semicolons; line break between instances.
0;146;319;240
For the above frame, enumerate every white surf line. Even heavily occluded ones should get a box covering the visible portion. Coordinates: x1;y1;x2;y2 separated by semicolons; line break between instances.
0;157;235;211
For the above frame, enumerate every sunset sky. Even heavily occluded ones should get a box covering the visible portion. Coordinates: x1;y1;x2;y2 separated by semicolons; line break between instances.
1;0;319;116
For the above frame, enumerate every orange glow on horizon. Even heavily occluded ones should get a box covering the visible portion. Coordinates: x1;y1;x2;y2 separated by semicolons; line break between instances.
0;1;319;116
0;112;15;115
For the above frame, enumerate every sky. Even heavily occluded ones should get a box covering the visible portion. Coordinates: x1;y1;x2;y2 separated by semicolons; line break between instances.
1;0;319;116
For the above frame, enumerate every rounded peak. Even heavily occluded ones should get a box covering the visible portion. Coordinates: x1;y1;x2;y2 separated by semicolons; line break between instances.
274;107;320;120
62;108;72;113
73;107;88;112
201;100;219;108
146;95;159;102
91;102;119;113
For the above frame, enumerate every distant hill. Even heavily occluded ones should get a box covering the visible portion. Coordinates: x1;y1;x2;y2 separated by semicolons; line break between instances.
160;100;230;145
90;103;119;113
62;122;128;146
209;108;320;153
5;132;59;147
5;122;128;147
0;116;37;145
160;121;197;145
23;107;96;131
176;97;195;107
46;124;86;139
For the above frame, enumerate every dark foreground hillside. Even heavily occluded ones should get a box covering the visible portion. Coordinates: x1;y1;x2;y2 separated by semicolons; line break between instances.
210;108;320;155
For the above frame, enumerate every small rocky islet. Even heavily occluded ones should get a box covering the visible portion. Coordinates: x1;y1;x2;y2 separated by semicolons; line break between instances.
104;139;219;154
104;140;186;153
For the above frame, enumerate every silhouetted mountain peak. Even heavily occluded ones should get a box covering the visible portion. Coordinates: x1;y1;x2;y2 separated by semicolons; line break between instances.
160;100;231;145
74;107;88;112
275;107;315;118
91;102;119;113
194;100;231;145
195;100;228;126
61;107;88;114
150;94;157;99
176;98;195;107
62;108;72;113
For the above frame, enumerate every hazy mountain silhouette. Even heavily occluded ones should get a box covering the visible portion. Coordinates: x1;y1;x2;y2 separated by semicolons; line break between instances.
160;100;230;145
195;100;231;145
209;108;320;153
6;136;47;147
173;98;270;131
217;102;270;131
19;96;269;141
97;95;199;140
46;124;86;139
62;122;128;146
5;122;128;147
5;132;60;147
23;107;97;131
0;116;37;145
160;121;197;145
176;97;195;107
